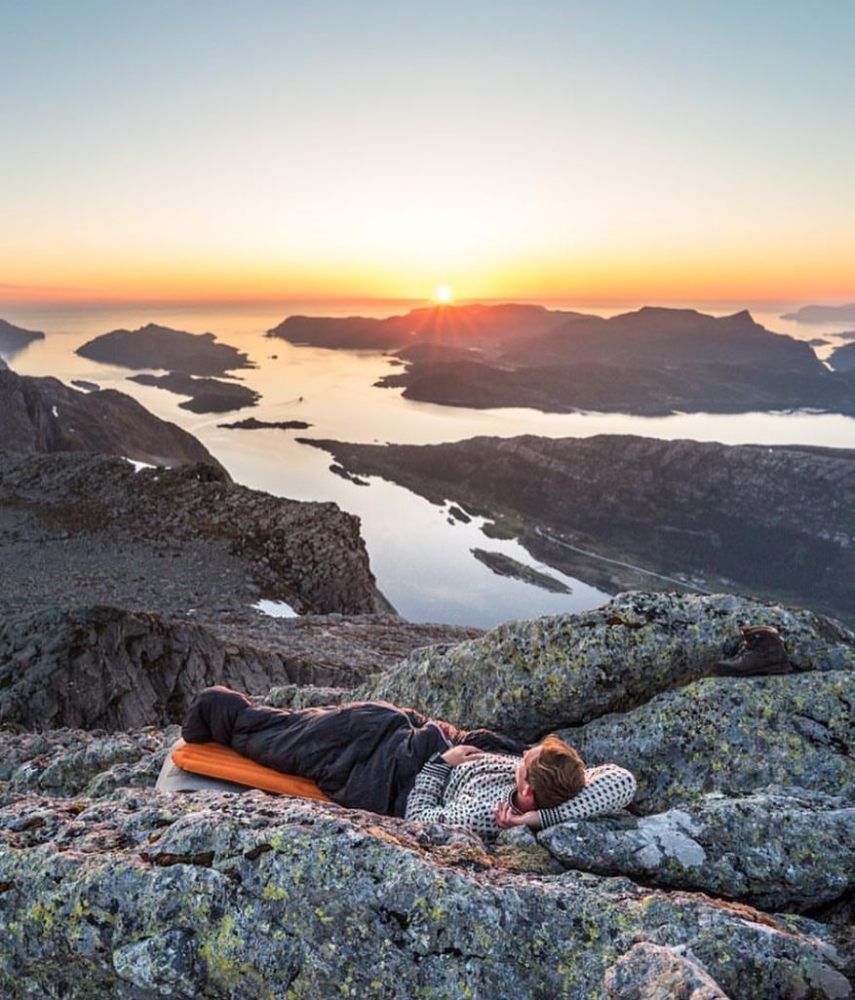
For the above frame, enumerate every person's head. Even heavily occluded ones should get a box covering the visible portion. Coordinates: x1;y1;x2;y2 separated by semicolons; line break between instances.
514;735;586;812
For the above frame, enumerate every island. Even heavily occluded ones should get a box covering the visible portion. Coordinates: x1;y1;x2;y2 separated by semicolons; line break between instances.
270;304;855;415
76;322;254;376
128;372;260;413
470;548;571;593
300;433;855;624
218;417;312;430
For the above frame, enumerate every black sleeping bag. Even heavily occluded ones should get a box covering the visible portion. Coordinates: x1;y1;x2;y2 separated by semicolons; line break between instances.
181;686;525;817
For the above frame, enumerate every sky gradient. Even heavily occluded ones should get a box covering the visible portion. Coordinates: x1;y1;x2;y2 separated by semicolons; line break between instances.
2;1;854;304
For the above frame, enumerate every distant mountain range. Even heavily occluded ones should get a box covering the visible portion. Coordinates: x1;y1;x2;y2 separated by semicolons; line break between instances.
270;303;855;416
268;302;581;351
782;304;855;323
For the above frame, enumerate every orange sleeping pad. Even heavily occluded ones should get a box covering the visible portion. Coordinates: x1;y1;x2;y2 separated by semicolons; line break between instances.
171;741;333;802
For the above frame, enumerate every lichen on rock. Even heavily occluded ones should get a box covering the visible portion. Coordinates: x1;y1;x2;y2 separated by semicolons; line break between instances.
541;787;855;912
0;790;851;999
358;591;854;740
560;670;855;812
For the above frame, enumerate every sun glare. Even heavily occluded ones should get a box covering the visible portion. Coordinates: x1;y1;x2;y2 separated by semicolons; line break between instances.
434;284;453;304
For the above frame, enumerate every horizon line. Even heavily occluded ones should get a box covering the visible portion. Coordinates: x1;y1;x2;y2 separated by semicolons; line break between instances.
1;293;850;312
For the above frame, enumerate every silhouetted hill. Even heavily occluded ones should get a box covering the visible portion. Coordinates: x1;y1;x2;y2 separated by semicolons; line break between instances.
0;318;45;356
268;303;582;351
499;307;816;368
829;341;855;373
0;368;227;472
381;308;853;415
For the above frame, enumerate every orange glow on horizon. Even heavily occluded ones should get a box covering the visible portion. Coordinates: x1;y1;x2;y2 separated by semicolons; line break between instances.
1;242;854;307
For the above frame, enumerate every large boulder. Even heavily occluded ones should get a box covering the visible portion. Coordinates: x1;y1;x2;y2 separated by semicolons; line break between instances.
0;789;850;999
358;592;854;740
560;670;855;812
541;787;855;912
0;606;316;731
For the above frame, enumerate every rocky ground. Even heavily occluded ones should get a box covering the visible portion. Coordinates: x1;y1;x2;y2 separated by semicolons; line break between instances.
0;450;389;621
0;448;478;735
0;606;480;731
0;591;852;998
303;433;855;624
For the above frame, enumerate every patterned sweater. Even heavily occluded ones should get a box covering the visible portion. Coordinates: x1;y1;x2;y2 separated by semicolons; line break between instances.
404;752;636;841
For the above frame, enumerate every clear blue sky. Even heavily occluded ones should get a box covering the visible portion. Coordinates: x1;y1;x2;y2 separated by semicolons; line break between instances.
2;1;853;302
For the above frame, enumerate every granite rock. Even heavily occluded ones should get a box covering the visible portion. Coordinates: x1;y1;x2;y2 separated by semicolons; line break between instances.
541;787;855;912
0;789;849;999
560;670;855;813
0;726;177;804
0;606;378;731
358;591;854;741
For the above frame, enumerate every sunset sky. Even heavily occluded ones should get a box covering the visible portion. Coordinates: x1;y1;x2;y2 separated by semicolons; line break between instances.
2;1;854;304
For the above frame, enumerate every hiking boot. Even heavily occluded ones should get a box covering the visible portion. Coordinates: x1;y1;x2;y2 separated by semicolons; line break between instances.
713;625;792;676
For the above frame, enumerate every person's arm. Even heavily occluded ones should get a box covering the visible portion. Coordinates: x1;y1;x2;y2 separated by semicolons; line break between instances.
405;746;488;828
538;765;636;830
404;753;452;820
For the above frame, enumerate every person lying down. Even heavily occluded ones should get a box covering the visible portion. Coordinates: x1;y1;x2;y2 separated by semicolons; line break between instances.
175;686;636;841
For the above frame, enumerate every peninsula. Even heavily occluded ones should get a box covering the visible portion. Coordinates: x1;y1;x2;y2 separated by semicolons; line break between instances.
302;433;855;623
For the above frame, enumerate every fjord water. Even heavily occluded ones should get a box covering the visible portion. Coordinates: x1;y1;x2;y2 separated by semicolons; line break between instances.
5;300;854;627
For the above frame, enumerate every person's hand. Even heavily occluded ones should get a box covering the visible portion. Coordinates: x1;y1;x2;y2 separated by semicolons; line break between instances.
441;745;485;767
494;801;542;830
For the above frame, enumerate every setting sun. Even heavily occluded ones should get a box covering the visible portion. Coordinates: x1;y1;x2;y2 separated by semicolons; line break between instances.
434;284;453;304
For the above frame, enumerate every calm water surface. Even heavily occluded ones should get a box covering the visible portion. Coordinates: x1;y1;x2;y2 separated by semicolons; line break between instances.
4;299;854;626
